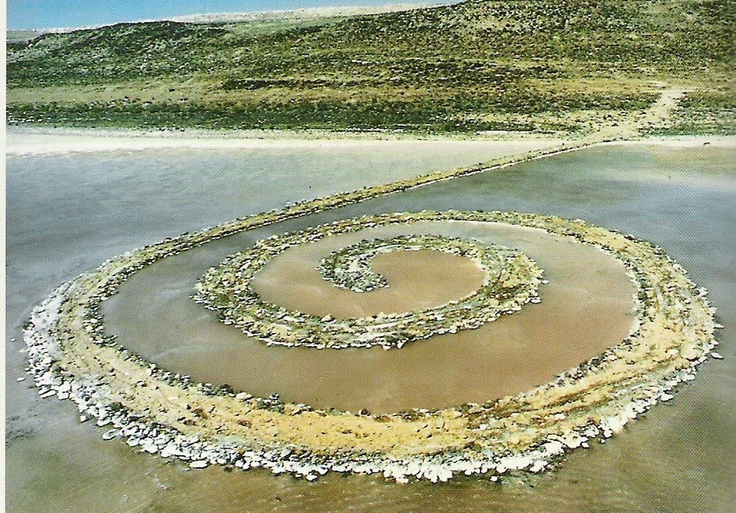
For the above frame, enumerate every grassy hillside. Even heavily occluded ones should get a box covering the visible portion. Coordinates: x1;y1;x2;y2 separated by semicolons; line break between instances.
6;0;734;134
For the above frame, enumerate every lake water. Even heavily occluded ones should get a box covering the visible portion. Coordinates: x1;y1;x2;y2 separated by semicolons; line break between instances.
6;135;735;512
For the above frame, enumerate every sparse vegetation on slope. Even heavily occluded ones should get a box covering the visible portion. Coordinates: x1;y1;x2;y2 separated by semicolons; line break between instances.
6;0;734;134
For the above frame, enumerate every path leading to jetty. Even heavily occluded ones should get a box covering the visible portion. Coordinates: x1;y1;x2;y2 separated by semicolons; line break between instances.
586;85;687;143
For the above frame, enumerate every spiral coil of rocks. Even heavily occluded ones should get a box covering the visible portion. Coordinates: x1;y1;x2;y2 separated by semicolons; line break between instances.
21;201;721;482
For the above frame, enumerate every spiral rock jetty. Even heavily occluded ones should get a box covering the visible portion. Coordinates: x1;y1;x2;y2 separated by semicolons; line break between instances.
23;147;720;482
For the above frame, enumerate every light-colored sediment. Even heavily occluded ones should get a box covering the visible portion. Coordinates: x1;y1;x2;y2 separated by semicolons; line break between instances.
615;135;736;148
4;126;565;156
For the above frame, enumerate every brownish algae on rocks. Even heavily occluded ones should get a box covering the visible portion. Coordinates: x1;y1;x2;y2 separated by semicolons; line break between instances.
22;146;720;482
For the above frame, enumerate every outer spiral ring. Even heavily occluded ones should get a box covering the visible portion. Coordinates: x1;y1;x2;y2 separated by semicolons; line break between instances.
22;209;718;482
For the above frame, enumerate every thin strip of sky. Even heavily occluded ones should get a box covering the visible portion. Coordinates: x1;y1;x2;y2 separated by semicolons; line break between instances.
7;0;435;30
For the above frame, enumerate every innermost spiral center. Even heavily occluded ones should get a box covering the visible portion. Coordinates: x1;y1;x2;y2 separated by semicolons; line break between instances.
193;218;545;349
258;244;487;319
318;234;489;294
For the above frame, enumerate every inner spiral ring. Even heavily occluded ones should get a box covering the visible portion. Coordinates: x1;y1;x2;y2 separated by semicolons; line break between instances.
194;222;544;349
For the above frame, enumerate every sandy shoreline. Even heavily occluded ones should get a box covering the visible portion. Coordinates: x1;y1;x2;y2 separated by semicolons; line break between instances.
5;126;569;156
609;135;736;148
6;126;735;158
